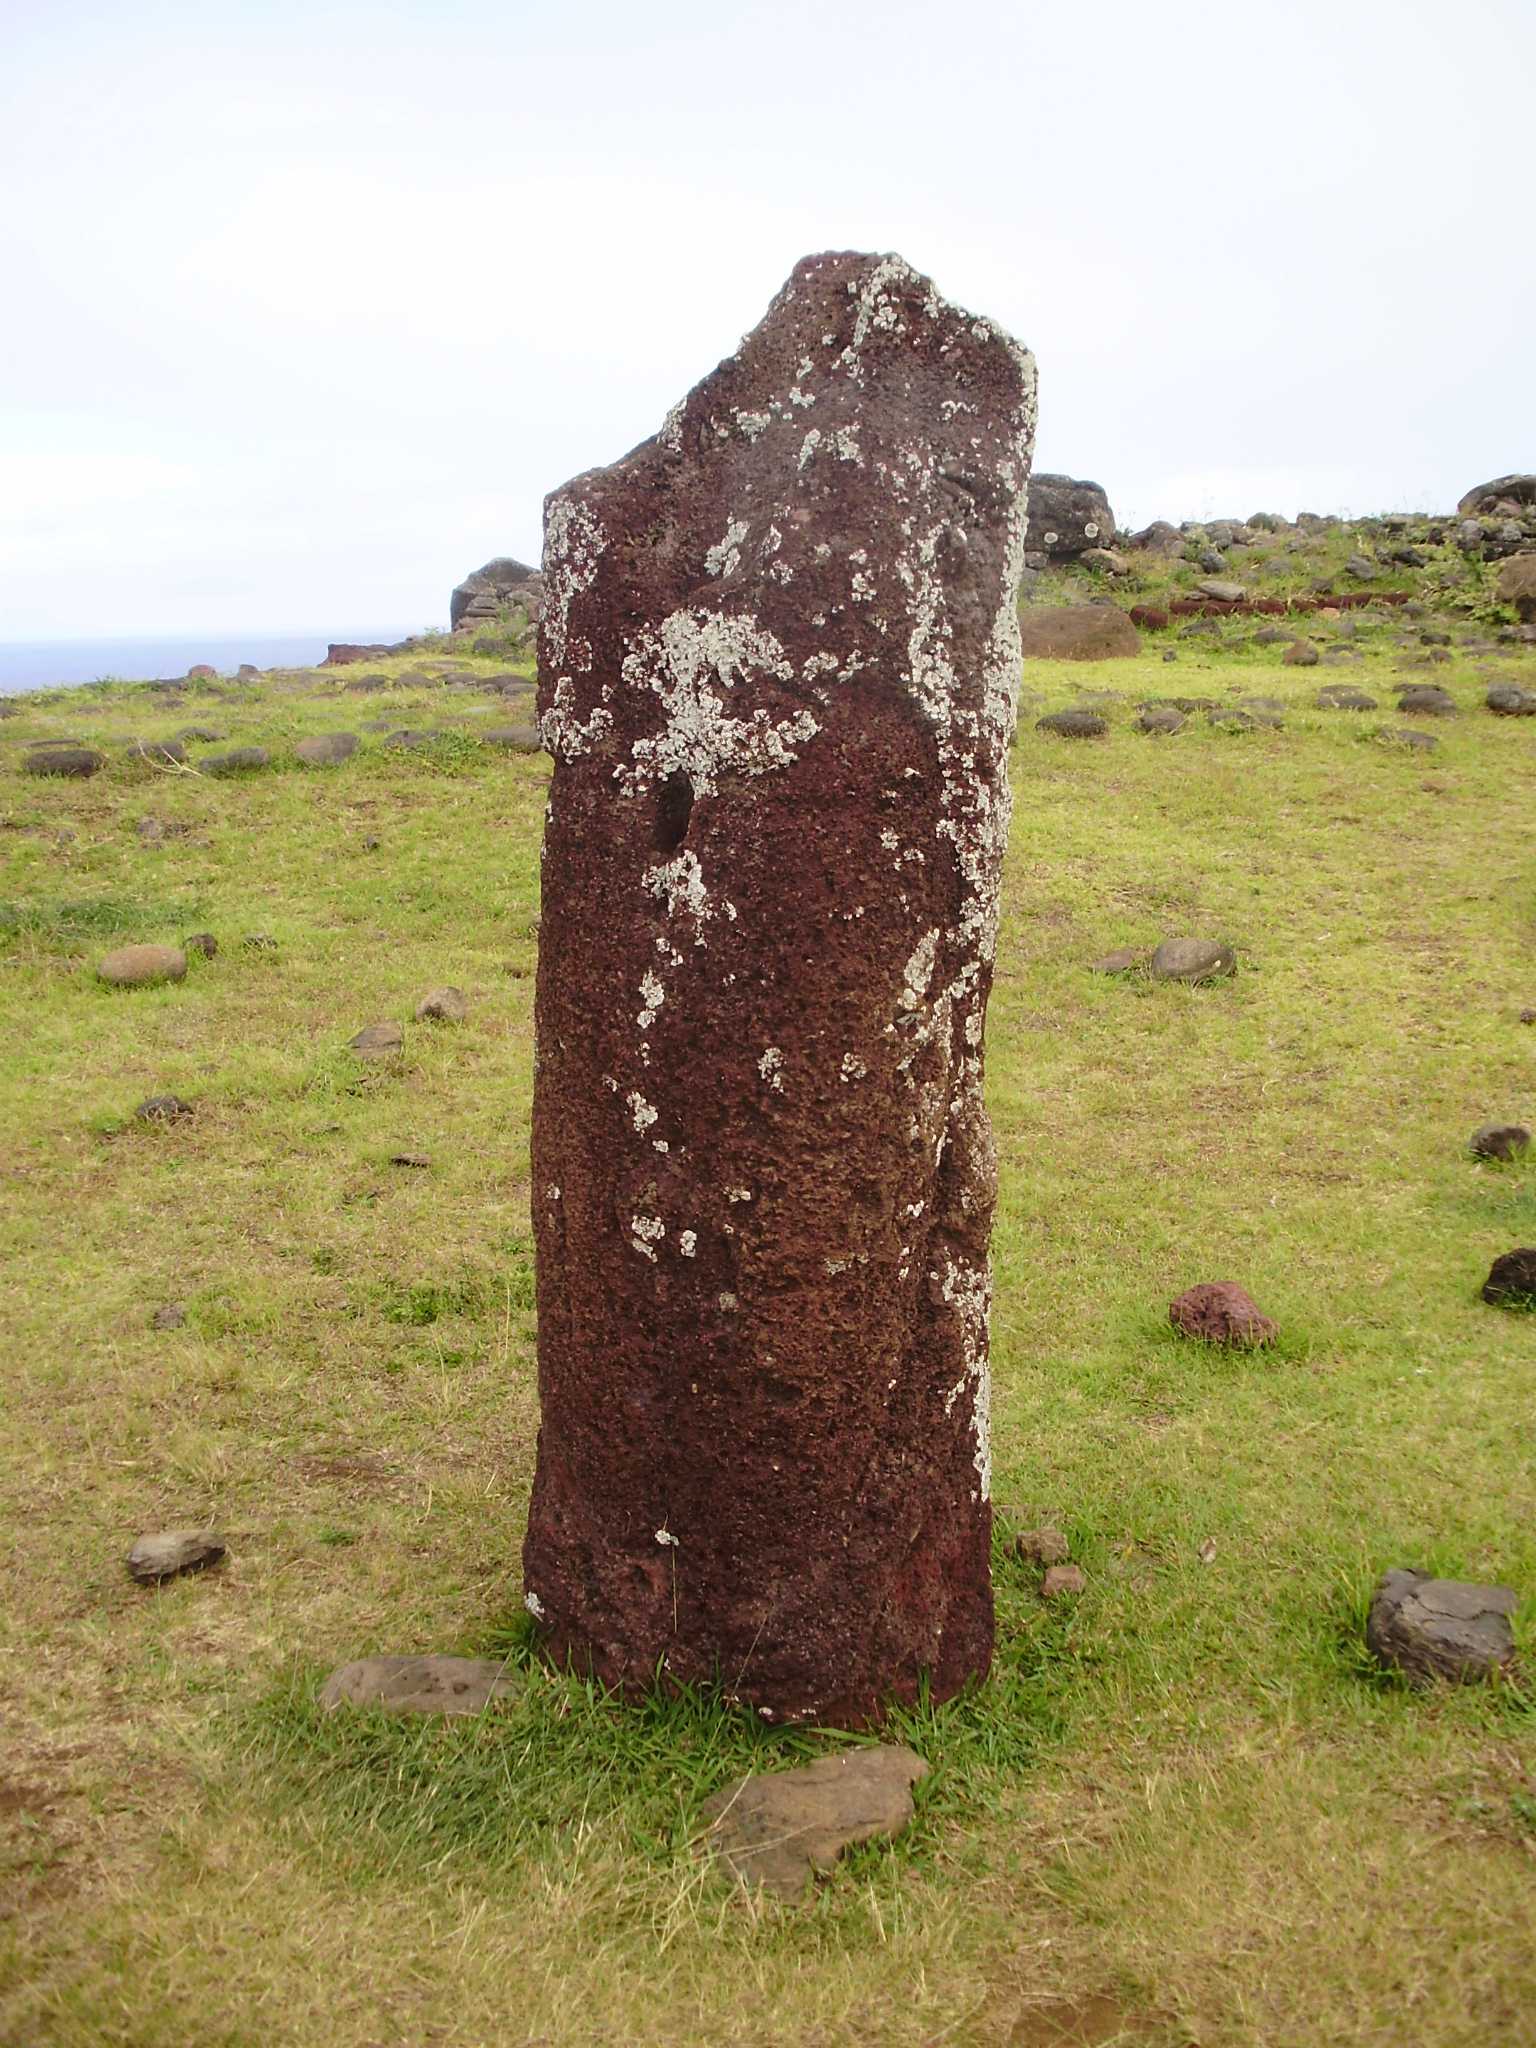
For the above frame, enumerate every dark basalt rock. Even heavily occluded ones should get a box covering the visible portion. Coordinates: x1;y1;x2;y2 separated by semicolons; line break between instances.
200;746;270;776
1316;686;1379;710
1470;1123;1531;1161
1023;474;1115;564
23;743;104;779
450;557;543;631
135;1094;194;1123
1037;708;1108;739
1486;683;1536;715
1366;1569;1517;1684
1482;1247;1536;1308
1458;474;1536;518
294;732;360;767
522;252;1035;1726
1395;686;1457;717
1150;939;1236;983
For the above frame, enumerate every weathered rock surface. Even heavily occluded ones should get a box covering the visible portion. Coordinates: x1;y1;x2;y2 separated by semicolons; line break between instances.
1014;1526;1070;1565
698;1745;928;1899
201;745;270;776
1487;682;1536;715
125;737;186;764
415;986;467;1023
1041;1563;1087;1599
450;557;543;631
1195;579;1246;604
1149;938;1235;984
23;743;104;779
522;252;1035;1725
1482;1248;1536;1308
1495;553;1536;621
318;1654;518;1715
484;723;543;751
1089;947;1142;974
1378;725;1437;751
1366;1569;1517;1684
1282;640;1319;667
1169;1282;1277;1347
294;732;359;767
1136;705;1185;735
184;932;218;958
1317;685;1378;710
1018;604;1140;661
1396;686;1456;717
98;944;187;988
349;1022;403;1058
1459;475;1536;518
1036;708;1108;739
1470;1123;1530;1161
127;1529;225;1582
1023;475;1115;564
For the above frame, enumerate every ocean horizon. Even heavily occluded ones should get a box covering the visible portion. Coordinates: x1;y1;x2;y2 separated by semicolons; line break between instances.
0;630;424;694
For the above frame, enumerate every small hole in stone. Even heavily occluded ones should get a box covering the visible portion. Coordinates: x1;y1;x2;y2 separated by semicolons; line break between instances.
654;771;694;853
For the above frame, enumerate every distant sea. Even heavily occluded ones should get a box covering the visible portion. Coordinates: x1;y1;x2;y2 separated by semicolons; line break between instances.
0;632;422;694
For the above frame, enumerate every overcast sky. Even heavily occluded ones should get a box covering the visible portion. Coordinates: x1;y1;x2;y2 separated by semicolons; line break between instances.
3;0;1532;638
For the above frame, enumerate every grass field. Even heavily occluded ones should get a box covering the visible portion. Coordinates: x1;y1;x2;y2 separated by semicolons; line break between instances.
1;576;1534;2046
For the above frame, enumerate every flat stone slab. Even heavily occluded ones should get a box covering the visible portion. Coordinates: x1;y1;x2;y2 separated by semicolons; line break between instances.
349;1022;403;1058
698;1746;928;1900
1366;1569;1517;1684
127;1529;225;1582
318;1654;518;1716
294;732;360;767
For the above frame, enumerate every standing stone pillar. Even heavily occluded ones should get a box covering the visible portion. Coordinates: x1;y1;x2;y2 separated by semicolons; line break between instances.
523;252;1036;1725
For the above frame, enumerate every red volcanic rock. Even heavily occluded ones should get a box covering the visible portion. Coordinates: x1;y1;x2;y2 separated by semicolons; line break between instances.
1169;1282;1278;1348
522;253;1036;1726
321;642;400;666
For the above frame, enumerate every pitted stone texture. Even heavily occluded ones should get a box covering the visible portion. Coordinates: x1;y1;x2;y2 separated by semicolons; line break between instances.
1023;475;1115;562
1169;1282;1277;1347
1366;1570;1517;1684
523;252;1035;1726
450;557;542;631
699;1745;927;1900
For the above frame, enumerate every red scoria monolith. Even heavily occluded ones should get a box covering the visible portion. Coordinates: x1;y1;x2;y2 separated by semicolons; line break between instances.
522;252;1036;1725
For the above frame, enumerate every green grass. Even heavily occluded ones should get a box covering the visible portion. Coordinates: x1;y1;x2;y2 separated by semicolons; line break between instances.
1;593;1535;2047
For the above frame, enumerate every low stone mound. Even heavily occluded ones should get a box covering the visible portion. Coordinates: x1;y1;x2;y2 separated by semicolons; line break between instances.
23;743;104;779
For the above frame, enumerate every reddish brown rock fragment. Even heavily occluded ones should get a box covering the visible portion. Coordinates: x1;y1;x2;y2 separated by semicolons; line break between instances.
1169;1282;1278;1348
522;253;1036;1726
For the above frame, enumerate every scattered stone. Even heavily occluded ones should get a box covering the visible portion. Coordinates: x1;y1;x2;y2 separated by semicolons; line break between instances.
1194;579;1246;603
1018;605;1140;661
135;1094;194;1123
98;944;187;989
1149;938;1235;984
242;932;279;951
186;664;219;680
1023;474;1115;564
1282;640;1320;667
125;738;186;765
349;1022;403;1059
22;744;104;779
1471;1123;1531;1162
200;745;270;776
415;986;468;1023
136;818;166;844
1041;1564;1087;1599
1169;1282;1277;1347
1205;707;1261;732
1036;708;1108;739
319;1654;518;1715
1090;947;1142;975
176;726;223;743
1136;705;1185;735
1482;1248;1536;1308
1519;1008;1536;1026
1365;1569;1517;1684
1014;1526;1070;1566
127;1529;225;1582
1343;554;1379;581
484;723;543;751
184;932;217;958
1487;683;1536;715
389;1150;432;1169
1253;625;1290;645
1377;726;1438;752
383;729;435;750
1396;686;1456;717
150;1303;187;1330
698;1746;928;1901
1316;686;1379;710
1080;547;1130;575
294;732;360;767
